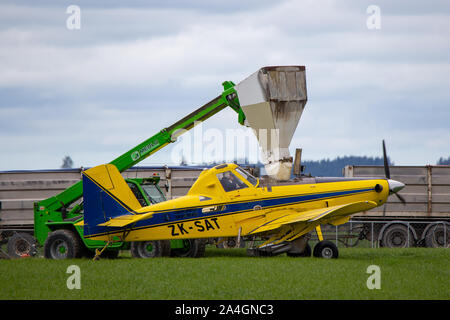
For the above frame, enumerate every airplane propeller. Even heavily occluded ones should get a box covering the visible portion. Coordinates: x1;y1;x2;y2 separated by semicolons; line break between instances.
382;140;406;204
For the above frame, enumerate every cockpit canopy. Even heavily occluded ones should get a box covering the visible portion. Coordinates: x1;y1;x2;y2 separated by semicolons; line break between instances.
217;171;248;192
187;164;259;197
216;166;258;192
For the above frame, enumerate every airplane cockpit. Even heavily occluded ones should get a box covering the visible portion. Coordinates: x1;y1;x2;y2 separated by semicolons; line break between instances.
216;166;259;192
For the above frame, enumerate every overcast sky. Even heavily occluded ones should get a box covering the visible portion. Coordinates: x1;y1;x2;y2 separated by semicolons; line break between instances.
0;0;449;170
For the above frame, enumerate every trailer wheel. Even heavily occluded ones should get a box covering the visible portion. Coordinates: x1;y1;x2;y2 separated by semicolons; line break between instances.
313;240;338;259
130;240;171;258
380;224;415;248
424;223;450;248
171;239;206;258
44;229;83;259
7;233;37;258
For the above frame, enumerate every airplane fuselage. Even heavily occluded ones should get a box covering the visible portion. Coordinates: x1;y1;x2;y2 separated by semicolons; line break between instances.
84;174;390;243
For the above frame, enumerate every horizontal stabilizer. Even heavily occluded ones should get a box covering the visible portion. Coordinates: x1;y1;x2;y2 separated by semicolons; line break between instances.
98;212;154;227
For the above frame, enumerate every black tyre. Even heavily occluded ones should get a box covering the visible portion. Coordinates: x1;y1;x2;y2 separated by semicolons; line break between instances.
218;237;246;249
424;223;450;248
171;239;206;258
101;250;120;259
287;243;312;257
381;224;414;248
130;240;171;258
313;240;338;259
44;229;83;259
7;233;37;258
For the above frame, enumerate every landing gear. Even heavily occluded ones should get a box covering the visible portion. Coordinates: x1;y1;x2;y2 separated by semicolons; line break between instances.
312;225;339;259
313;240;339;259
246;226;340;259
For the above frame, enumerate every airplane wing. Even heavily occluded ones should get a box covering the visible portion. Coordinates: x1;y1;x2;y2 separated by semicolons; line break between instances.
246;200;377;235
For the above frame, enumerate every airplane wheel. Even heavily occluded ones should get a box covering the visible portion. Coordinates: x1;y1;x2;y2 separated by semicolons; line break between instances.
171;239;206;258
130;240;171;258
287;243;311;257
313;240;338;259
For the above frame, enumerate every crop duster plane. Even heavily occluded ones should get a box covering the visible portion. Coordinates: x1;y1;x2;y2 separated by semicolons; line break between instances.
80;157;405;258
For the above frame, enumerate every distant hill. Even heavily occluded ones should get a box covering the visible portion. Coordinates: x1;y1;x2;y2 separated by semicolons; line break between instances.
302;156;391;177
437;157;450;165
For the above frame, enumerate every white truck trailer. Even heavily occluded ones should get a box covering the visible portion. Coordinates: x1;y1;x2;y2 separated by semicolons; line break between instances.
344;165;450;248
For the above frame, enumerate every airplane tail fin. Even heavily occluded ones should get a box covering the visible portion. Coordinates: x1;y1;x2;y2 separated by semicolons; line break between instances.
82;164;142;237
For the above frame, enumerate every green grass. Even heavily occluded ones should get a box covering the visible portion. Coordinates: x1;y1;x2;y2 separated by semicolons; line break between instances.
0;247;448;300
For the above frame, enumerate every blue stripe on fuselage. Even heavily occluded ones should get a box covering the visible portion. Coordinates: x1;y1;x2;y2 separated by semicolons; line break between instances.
84;187;374;238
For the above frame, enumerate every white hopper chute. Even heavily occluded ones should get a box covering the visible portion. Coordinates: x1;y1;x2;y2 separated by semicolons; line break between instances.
235;66;307;180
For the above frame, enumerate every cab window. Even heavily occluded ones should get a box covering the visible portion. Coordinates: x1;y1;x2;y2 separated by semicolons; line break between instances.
217;171;249;192
127;182;148;207
141;184;166;204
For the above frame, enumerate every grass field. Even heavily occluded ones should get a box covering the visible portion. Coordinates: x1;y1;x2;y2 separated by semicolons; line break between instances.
0;247;448;300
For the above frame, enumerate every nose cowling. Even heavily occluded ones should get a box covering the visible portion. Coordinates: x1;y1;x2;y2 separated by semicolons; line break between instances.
388;179;405;194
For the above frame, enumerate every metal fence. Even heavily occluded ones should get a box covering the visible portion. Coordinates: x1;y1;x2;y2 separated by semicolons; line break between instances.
307;220;449;248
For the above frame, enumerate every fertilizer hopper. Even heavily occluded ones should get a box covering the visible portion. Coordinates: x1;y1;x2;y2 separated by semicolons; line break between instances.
234;66;307;180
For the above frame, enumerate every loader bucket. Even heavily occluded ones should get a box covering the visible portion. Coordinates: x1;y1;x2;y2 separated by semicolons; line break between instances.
235;66;307;180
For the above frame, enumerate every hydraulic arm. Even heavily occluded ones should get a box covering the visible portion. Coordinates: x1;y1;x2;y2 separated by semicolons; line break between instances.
34;81;244;244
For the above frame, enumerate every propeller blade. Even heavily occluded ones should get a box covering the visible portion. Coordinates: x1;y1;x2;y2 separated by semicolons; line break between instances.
382;139;390;179
395;192;406;205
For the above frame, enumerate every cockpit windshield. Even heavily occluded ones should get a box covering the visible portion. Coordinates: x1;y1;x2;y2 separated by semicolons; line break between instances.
235;167;258;186
217;171;249;192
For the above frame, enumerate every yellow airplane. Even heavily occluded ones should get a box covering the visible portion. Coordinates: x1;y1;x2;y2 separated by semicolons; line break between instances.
80;159;405;259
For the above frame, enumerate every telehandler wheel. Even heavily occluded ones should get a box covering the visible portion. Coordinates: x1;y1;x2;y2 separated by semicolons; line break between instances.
171;239;206;258
130;240;171;258
313;240;338;259
44;229;83;259
7;232;37;258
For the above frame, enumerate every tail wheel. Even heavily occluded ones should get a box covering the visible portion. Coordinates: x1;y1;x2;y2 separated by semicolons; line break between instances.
171;239;206;258
44;229;83;259
130;240;171;258
424;223;450;248
313;240;338;259
7;233;37;258
381;224;414;248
